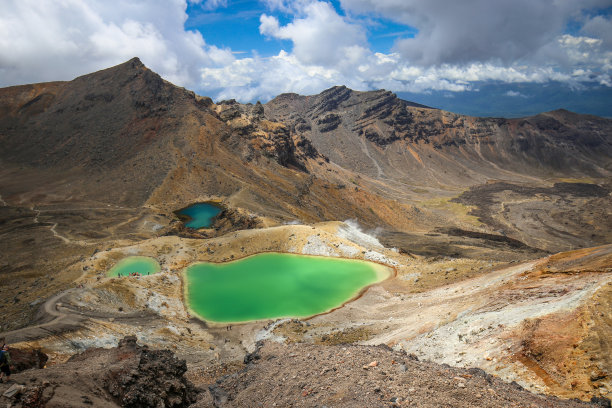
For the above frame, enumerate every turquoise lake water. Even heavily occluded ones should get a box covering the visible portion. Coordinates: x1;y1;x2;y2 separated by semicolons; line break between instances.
177;203;222;229
184;253;390;323
107;256;161;277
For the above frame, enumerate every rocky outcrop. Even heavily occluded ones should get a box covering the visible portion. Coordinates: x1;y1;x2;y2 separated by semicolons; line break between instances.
103;336;197;408
0;336;197;408
316;113;341;132
308;85;352;117
217;99;325;172
216;99;242;122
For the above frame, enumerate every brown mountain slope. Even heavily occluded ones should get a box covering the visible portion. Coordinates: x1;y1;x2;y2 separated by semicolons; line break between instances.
0;59;407;226
265;86;612;186
2;61;610;217
0;57;312;209
1;59;610;232
264;86;612;252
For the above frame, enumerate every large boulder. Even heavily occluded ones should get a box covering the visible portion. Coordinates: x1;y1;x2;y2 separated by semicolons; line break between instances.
8;348;48;372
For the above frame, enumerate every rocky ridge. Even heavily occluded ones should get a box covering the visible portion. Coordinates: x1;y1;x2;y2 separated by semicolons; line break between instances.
265;86;612;183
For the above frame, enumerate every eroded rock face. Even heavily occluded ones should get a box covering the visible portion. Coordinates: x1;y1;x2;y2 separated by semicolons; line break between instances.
2;336;197;408
218;101;325;172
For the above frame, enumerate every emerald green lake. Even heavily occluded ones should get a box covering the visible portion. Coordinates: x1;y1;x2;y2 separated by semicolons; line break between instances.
177;203;222;229
107;256;161;277
184;253;390;323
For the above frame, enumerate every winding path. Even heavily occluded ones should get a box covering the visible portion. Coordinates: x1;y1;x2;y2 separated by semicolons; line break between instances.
49;222;71;244
1;289;86;344
1;287;159;344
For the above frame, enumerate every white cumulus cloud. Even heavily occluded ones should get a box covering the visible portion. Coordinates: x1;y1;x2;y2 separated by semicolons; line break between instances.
201;0;611;101
0;0;610;103
340;0;612;66
0;0;231;88
259;1;368;67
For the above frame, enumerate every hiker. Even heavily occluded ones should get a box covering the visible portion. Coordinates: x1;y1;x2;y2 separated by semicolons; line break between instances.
0;344;14;382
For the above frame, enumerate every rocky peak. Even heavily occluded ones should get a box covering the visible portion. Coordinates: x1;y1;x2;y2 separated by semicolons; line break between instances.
270;92;302;103
308;85;353;117
71;56;150;87
126;56;145;68
216;99;242;121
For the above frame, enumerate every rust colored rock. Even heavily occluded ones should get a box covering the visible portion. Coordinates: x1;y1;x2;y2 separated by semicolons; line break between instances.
9;348;48;371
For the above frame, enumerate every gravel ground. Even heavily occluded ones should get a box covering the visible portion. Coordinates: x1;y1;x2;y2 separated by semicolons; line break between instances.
194;341;608;408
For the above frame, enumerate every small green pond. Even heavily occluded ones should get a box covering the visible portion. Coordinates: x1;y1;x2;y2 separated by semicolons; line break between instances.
184;253;391;323
176;203;222;229
107;256;161;277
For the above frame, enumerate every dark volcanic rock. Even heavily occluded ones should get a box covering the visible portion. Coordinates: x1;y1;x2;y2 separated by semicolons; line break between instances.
0;336;197;408
316;113;341;132
104;336;196;408
309;85;352;116
363;127;399;145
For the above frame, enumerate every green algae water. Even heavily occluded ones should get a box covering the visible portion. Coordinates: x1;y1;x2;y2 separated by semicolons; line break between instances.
184;253;391;323
177;203;222;229
107;256;161;277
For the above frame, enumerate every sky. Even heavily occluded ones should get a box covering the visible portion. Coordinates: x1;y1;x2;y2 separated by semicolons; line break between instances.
1;0;611;117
